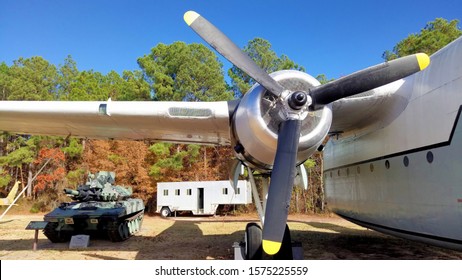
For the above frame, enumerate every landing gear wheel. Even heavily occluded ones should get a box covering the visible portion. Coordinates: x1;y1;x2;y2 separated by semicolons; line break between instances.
244;223;262;260
160;207;171;218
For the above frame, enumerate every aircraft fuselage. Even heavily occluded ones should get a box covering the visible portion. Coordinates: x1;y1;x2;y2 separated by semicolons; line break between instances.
324;36;462;250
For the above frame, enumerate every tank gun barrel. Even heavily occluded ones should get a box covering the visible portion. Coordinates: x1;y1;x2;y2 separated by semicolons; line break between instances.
64;189;79;196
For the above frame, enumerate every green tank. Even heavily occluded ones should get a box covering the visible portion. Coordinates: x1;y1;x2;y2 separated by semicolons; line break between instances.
43;171;145;243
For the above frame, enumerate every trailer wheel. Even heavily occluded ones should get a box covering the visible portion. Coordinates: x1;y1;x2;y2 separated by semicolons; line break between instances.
160;207;171;218
244;222;262;260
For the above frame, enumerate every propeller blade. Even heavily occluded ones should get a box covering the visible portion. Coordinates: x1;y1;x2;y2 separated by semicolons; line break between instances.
262;119;301;255
310;53;430;109
184;11;286;97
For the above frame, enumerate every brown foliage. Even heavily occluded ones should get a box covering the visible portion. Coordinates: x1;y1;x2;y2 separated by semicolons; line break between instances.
33;148;65;193
181;146;233;181
82;140;153;201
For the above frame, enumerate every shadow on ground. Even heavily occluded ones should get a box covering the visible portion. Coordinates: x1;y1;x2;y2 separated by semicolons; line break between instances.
1;215;461;260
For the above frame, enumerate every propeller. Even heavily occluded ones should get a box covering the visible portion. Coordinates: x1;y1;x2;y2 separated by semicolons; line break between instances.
309;53;430;110
184;11;286;98
184;10;430;255
261;119;301;255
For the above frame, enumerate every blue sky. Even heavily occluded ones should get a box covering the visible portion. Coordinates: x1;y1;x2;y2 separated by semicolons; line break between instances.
1;0;461;81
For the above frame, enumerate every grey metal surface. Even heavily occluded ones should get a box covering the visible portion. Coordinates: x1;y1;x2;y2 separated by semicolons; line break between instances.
324;36;462;249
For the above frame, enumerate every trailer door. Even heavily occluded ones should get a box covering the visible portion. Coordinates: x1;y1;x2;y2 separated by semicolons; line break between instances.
198;188;204;214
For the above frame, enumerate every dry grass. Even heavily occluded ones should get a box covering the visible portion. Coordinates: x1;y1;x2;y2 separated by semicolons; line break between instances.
1;213;461;260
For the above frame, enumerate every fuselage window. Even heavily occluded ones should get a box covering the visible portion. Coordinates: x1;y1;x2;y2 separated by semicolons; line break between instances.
427;151;434;163
385;160;390;169
403;156;409;167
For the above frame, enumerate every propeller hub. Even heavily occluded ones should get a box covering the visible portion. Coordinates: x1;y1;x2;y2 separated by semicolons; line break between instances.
288;91;309;110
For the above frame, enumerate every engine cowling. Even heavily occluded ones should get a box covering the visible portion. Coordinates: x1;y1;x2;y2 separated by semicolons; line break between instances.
231;70;332;171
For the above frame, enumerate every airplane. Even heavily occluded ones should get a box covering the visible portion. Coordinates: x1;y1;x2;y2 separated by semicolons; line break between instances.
0;181;21;206
0;10;460;259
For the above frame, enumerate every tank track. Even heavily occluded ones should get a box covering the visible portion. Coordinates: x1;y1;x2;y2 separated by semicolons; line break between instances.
107;210;144;242
43;222;72;243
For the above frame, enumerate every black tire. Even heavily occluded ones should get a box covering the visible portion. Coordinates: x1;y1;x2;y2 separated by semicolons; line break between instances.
160;207;171;218
245;222;262;260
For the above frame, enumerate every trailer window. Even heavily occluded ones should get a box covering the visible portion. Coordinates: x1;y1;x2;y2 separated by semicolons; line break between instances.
163;189;168;196
186;189;192;195
175;189;180;196
222;188;228;195
236;188;240;195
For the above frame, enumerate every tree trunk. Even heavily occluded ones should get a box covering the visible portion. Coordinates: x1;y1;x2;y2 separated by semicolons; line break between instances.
26;163;33;197
203;148;207;179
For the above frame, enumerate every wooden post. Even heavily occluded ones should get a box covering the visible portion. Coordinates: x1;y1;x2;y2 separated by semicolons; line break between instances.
25;221;49;251
33;229;39;251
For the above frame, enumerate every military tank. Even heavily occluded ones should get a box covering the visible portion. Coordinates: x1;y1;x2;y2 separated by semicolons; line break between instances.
43;171;145;243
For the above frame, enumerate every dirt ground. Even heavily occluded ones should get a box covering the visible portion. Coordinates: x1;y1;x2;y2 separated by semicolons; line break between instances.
1;213;462;260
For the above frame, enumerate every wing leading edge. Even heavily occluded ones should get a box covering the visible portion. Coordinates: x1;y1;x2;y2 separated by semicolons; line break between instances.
329;77;414;139
0;100;232;145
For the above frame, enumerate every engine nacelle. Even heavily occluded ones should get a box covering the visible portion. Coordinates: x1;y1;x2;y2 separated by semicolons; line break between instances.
231;70;332;171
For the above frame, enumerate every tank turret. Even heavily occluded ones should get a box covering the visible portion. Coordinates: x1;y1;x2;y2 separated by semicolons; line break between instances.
63;171;133;202
43;171;145;243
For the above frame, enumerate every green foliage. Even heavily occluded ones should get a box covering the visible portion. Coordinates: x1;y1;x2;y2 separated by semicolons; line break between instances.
383;18;462;61
0;170;12;188
61;138;83;159
303;159;316;169
148;143;199;180
186;144;200;162
66;168;86;186
0;136;37;168
0;62;11;100
149;142;172;156
7;57;58;101
138;41;232;101
228;38;305;98
65;70;108;101
108;153;125;165
0;146;35;167
315;74;334;85
117;70;151;101
57;55;79;100
29;203;41;213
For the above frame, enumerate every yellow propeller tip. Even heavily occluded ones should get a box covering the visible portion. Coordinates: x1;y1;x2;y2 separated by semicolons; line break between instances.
184;11;200;26
416;53;430;70
262;240;281;255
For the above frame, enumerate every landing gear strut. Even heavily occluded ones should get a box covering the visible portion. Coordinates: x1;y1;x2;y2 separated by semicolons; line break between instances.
234;166;303;260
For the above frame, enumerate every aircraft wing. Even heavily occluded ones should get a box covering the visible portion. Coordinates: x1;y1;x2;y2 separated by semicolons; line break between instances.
0;100;232;145
329;77;413;138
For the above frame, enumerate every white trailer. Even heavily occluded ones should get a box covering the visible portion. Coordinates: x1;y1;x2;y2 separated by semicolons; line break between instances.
156;180;251;217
